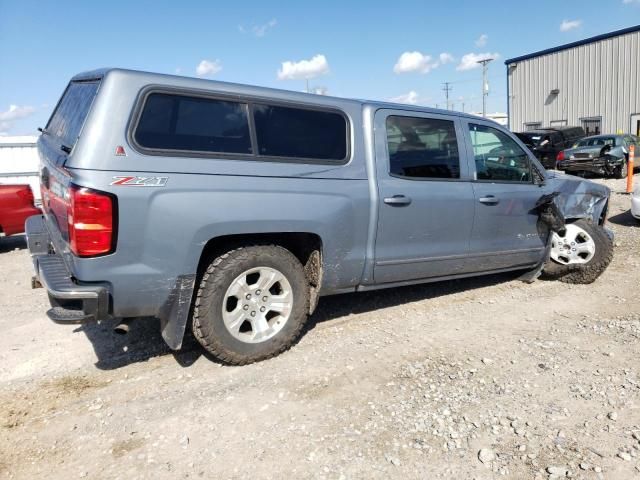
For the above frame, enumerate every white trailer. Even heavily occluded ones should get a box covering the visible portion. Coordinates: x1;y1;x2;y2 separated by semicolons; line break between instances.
0;135;40;203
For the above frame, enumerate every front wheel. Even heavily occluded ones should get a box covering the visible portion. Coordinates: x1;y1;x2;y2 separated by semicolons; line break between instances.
542;219;613;284
613;160;628;179
192;245;310;365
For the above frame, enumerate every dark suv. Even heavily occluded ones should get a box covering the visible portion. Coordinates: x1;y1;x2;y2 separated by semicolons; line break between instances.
515;126;586;169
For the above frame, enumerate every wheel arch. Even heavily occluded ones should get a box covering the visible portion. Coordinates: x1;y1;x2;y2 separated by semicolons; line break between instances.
196;232;324;314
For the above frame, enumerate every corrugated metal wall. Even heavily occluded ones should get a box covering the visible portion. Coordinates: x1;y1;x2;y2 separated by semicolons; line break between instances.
508;29;640;134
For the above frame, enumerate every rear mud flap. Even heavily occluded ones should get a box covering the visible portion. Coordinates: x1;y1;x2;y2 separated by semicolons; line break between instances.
158;274;196;350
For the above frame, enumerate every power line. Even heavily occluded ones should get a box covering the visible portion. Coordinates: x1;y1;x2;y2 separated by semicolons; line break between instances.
442;82;453;110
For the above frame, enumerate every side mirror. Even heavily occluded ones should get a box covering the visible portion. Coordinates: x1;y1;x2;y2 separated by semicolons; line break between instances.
532;164;546;185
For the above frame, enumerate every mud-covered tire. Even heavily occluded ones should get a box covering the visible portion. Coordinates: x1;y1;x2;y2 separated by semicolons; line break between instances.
613;160;628;179
542;219;613;284
192;245;310;365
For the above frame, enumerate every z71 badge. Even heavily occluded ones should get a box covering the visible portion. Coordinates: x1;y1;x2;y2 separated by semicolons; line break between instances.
111;176;169;187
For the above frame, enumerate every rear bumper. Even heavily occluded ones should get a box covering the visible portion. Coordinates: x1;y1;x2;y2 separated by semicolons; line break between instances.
26;215;110;324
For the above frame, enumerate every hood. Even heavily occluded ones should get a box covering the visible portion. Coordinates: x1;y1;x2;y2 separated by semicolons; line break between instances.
544;170;610;222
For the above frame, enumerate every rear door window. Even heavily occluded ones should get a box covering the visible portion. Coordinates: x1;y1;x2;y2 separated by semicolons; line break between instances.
386;115;460;179
46;81;100;152
134;93;252;154
253;104;348;161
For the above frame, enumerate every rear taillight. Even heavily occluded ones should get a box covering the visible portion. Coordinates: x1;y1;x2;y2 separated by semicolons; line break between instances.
67;186;116;257
16;186;35;206
556;150;565;162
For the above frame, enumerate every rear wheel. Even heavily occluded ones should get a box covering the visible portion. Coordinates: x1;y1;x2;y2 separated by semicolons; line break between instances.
543;219;613;284
192;245;310;365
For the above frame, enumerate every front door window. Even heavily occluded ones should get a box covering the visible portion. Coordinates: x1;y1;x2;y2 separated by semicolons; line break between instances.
469;123;532;182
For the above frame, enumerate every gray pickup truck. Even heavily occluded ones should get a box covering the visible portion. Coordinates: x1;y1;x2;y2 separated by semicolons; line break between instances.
27;68;613;365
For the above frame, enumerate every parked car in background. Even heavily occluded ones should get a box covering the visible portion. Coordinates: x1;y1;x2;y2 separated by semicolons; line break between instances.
632;183;640;222
0;184;40;237
557;134;639;178
514;126;585;169
27;68;614;365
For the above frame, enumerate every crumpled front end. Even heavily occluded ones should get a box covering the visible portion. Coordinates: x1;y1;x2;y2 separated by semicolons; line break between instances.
544;171;610;225
520;172;613;283
557;146;625;176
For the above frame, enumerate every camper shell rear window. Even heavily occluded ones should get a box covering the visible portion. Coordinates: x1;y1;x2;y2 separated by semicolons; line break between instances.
46;80;100;150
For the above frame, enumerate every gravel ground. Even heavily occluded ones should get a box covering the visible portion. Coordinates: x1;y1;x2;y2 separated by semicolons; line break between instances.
1;175;639;480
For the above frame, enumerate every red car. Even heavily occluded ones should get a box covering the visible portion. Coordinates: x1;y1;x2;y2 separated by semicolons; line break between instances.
0;184;41;237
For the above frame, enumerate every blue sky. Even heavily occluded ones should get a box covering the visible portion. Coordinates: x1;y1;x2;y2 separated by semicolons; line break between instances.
1;0;639;135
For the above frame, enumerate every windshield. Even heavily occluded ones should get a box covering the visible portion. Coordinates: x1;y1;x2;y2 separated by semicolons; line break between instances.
575;137;616;148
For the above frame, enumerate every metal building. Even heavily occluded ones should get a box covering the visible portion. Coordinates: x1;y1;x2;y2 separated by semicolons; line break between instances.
505;25;640;136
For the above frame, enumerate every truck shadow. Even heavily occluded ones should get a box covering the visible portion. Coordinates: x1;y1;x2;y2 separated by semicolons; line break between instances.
307;271;521;331
607;210;638;227
78;271;521;370
0;234;27;253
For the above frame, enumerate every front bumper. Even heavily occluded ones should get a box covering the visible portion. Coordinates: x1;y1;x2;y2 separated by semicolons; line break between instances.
26;215;110;324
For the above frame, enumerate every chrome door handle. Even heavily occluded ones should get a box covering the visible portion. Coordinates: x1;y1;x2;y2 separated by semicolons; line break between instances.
479;195;500;205
383;195;412;206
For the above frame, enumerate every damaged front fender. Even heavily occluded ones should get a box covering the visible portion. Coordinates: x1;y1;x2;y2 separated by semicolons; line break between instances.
521;172;612;283
544;171;610;224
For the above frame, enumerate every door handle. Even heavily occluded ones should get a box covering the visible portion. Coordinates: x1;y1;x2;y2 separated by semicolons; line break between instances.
384;195;412;206
478;195;500;205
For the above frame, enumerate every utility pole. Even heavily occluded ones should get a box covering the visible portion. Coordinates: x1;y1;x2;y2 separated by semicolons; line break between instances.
442;82;452;110
462;102;465;113
476;58;493;117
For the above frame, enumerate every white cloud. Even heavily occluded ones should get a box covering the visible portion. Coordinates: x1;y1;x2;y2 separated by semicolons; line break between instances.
393;51;453;74
623;0;640;4
439;52;454;64
239;19;277;37
277;54;329;80
389;91;420;105
0;104;36;134
253;19;277;37
560;19;582;32
393;51;433;74
475;34;488;47
196;59;222;77
0;104;35;122
456;52;500;71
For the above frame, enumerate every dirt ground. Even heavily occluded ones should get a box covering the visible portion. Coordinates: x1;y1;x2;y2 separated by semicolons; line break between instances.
1;175;639;480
